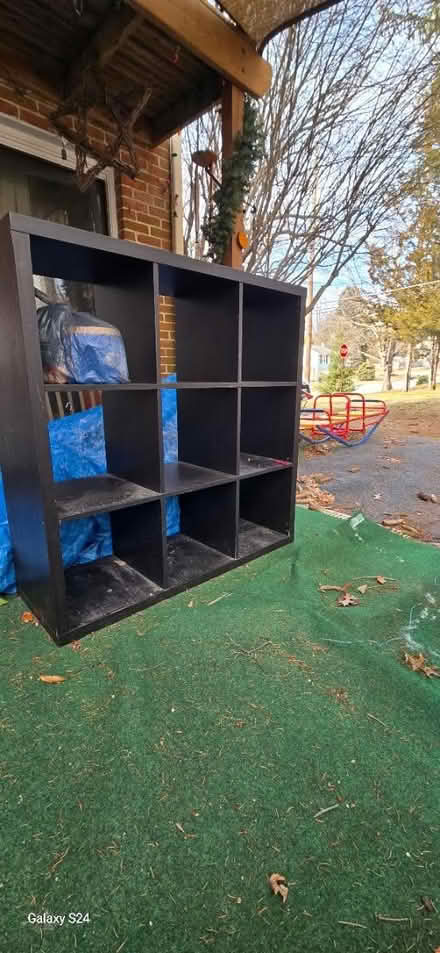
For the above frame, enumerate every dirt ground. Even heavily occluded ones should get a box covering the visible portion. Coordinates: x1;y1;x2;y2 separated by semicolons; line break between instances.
299;397;440;540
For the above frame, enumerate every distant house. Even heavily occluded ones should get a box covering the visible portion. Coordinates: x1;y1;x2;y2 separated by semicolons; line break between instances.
309;345;331;382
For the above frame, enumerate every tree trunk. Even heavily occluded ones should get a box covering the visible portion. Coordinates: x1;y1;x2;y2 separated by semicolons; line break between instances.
431;337;440;390
404;341;413;392
382;337;396;391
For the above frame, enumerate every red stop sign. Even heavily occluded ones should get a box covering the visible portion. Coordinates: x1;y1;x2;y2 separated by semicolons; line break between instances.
340;343;348;359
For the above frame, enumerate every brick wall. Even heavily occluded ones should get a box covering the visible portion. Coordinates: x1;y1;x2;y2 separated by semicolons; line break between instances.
0;71;177;376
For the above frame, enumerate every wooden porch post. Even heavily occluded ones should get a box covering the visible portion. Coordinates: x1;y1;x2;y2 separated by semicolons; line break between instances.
222;82;244;269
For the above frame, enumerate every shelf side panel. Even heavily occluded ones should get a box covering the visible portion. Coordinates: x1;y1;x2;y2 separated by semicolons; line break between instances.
0;224;65;634
102;390;162;492
290;293;306;540
111;499;167;588
180;482;238;557
177;389;239;475
93;259;158;383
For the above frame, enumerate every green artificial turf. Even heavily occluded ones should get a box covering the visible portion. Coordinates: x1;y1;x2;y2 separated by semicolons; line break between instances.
1;508;439;952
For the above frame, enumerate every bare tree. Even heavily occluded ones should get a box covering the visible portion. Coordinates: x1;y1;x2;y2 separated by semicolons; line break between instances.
182;0;435;315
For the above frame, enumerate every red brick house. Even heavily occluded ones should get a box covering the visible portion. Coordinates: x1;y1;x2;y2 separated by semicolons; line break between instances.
0;0;338;376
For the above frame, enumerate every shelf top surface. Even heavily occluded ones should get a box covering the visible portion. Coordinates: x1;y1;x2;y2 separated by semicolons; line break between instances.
2;212;306;299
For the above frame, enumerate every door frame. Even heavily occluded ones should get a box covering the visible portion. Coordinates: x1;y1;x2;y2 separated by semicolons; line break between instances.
0;113;118;237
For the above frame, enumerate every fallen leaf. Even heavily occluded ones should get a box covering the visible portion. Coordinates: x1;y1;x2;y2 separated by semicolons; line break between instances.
175;823;185;833
376;576;386;585
70;640;81;652
319;584;343;592
417;492;430;502
348;466;360;473
187;600;194;608
357;584;368;595
269;872;288;904
39;675;65;684
382;518;402;527
404;653;440;678
373;493;382;500
337;592;360;607
422;664;440;679
21;610;37;624
430;494;438;504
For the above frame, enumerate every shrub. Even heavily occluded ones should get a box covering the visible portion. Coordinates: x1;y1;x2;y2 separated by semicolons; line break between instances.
320;352;354;392
356;361;376;381
416;374;429;386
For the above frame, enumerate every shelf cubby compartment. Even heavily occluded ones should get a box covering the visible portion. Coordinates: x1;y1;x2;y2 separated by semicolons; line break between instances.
61;498;166;637
163;387;239;489
238;470;292;558
33;248;159;384
48;388;162;521
161;267;240;382
167;483;237;588
242;283;301;382
240;386;296;477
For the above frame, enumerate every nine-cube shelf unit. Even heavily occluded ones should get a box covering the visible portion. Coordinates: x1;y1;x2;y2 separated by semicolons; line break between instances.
0;213;305;645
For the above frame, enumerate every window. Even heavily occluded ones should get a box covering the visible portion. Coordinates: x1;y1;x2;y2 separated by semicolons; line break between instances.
0;115;117;309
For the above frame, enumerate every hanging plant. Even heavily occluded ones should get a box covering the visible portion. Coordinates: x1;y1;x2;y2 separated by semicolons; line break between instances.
202;96;264;262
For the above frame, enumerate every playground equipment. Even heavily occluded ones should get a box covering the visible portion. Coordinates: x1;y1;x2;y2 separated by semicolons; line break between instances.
300;391;389;447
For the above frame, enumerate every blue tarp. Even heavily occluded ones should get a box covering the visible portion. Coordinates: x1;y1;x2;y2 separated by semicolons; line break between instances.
0;376;180;592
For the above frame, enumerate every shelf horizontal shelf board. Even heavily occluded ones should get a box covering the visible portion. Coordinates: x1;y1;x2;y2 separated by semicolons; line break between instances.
241;381;297;387
238;518;288;558
239;453;292;478
55;474;159;521
160;381;238;389
168;533;232;587
163;461;236;495
64;556;163;631
45;383;157;391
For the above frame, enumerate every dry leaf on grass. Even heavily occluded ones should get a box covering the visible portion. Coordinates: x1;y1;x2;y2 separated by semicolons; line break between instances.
21;610;37;624
268;873;288;904
337;592;359;607
308;472;333;485
175;823;185;833
357;584;368;595
404;653;440;679
71;640;81;652
39;675;65;684
319;584;343;592
376;576;386;585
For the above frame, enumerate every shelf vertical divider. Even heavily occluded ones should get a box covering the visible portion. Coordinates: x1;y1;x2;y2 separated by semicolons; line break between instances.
0;221;66;637
235;282;244;558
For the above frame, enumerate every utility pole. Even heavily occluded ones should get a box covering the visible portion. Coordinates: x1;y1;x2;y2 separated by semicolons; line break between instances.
303;178;319;384
304;268;313;384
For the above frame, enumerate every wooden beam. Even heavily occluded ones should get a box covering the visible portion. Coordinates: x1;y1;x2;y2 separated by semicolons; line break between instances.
222;84;244;269
67;5;143;96
150;75;222;145
127;0;272;98
170;134;184;254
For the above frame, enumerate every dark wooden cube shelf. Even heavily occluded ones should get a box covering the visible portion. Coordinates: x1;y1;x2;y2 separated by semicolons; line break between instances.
0;213;305;644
